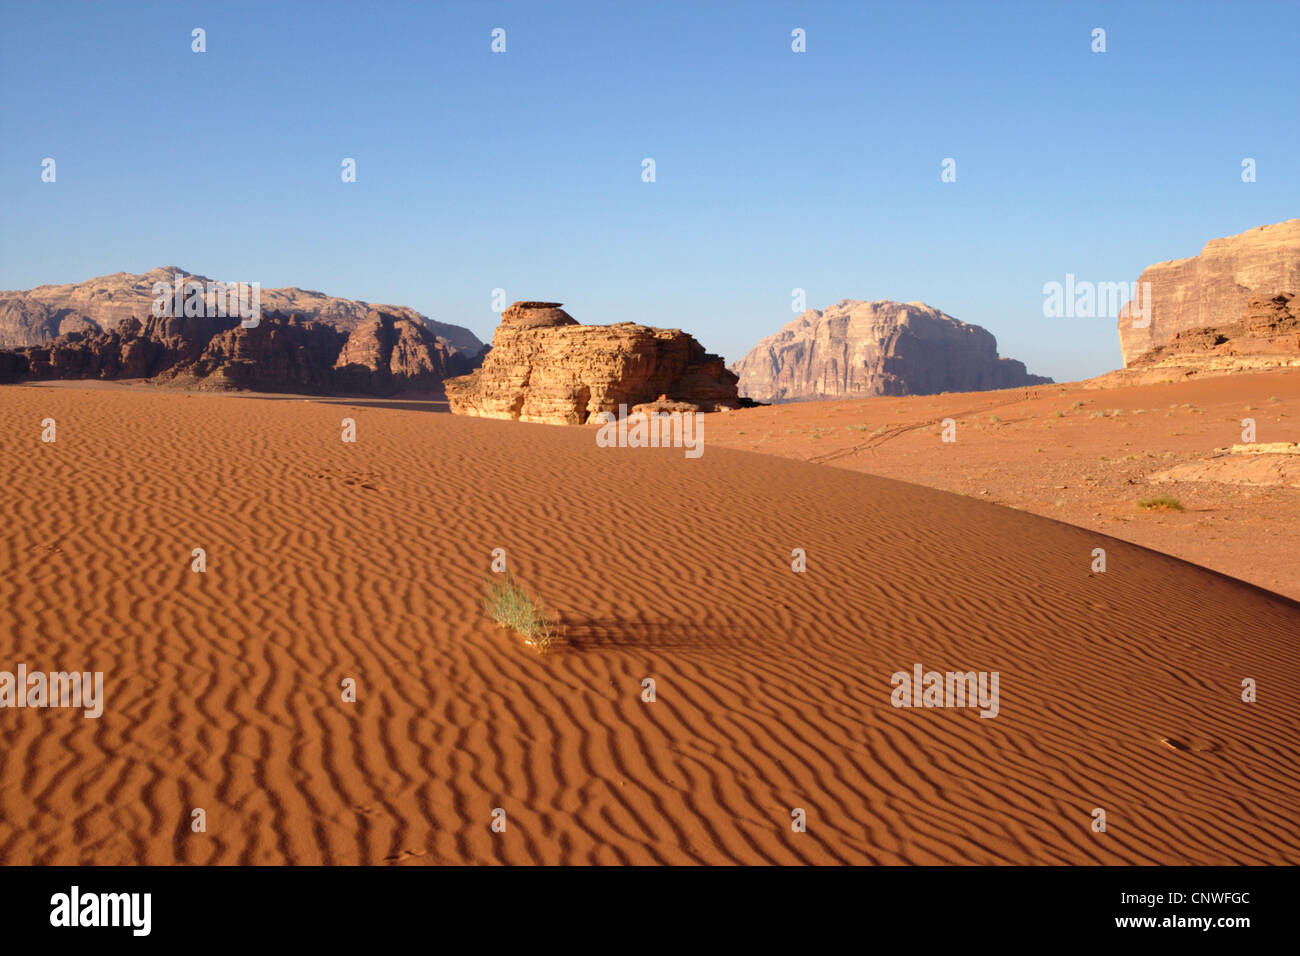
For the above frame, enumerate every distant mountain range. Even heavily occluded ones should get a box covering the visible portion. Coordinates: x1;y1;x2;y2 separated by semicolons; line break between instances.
0;266;483;355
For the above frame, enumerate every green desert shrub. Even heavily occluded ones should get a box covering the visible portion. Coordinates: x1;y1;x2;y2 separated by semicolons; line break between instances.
483;575;560;648
1137;495;1185;512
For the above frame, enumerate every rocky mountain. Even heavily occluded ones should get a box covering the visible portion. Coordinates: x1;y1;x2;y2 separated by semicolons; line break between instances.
445;301;744;424
0;309;476;395
0;266;483;355
1117;219;1300;367
1092;292;1300;387
731;299;1051;403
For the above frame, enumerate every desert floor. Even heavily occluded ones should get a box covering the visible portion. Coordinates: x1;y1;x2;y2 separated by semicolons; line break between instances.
708;369;1300;601
1;381;1297;864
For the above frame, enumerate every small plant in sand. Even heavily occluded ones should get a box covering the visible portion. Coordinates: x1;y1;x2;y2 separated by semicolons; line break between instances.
1137;495;1185;512
483;575;560;648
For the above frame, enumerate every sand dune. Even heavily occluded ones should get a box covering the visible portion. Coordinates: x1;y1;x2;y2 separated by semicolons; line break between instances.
1;383;1297;864
707;369;1300;601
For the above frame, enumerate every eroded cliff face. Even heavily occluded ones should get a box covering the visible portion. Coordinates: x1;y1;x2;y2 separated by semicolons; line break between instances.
0;309;471;396
730;300;1050;403
0;266;483;355
332;311;470;394
1117;219;1300;367
1090;292;1300;388
444;302;743;424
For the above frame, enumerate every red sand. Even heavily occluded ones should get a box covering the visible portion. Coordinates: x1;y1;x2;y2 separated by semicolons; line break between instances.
1;382;1297;864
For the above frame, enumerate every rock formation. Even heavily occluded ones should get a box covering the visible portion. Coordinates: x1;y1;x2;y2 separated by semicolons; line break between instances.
332;310;470;394
730;299;1051;403
444;301;743;424
1117;219;1300;366
0;309;475;396
0;266;483;355
1149;442;1300;490
1091;292;1300;387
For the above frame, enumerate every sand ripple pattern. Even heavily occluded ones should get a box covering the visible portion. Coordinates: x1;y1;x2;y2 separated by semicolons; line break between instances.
1;386;1298;864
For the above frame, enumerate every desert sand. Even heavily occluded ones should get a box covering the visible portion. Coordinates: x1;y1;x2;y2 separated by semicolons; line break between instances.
709;369;1300;601
1;382;1298;865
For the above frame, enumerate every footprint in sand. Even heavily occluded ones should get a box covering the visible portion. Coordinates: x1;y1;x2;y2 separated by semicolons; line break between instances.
312;470;381;490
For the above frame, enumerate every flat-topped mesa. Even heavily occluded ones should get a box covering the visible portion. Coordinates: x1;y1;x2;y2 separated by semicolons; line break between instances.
444;301;743;424
1117;219;1300;367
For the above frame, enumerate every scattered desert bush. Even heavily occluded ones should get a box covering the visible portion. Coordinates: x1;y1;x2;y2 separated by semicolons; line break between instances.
483;575;560;648
1137;495;1185;512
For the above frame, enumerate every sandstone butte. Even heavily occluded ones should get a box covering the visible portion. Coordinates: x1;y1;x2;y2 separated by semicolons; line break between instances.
444;301;744;424
729;299;1051;403
1118;218;1300;367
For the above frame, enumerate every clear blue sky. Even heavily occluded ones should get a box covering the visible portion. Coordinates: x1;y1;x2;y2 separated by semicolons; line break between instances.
1;0;1296;380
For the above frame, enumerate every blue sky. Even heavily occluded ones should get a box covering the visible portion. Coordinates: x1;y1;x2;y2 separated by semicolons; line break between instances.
1;0;1296;380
